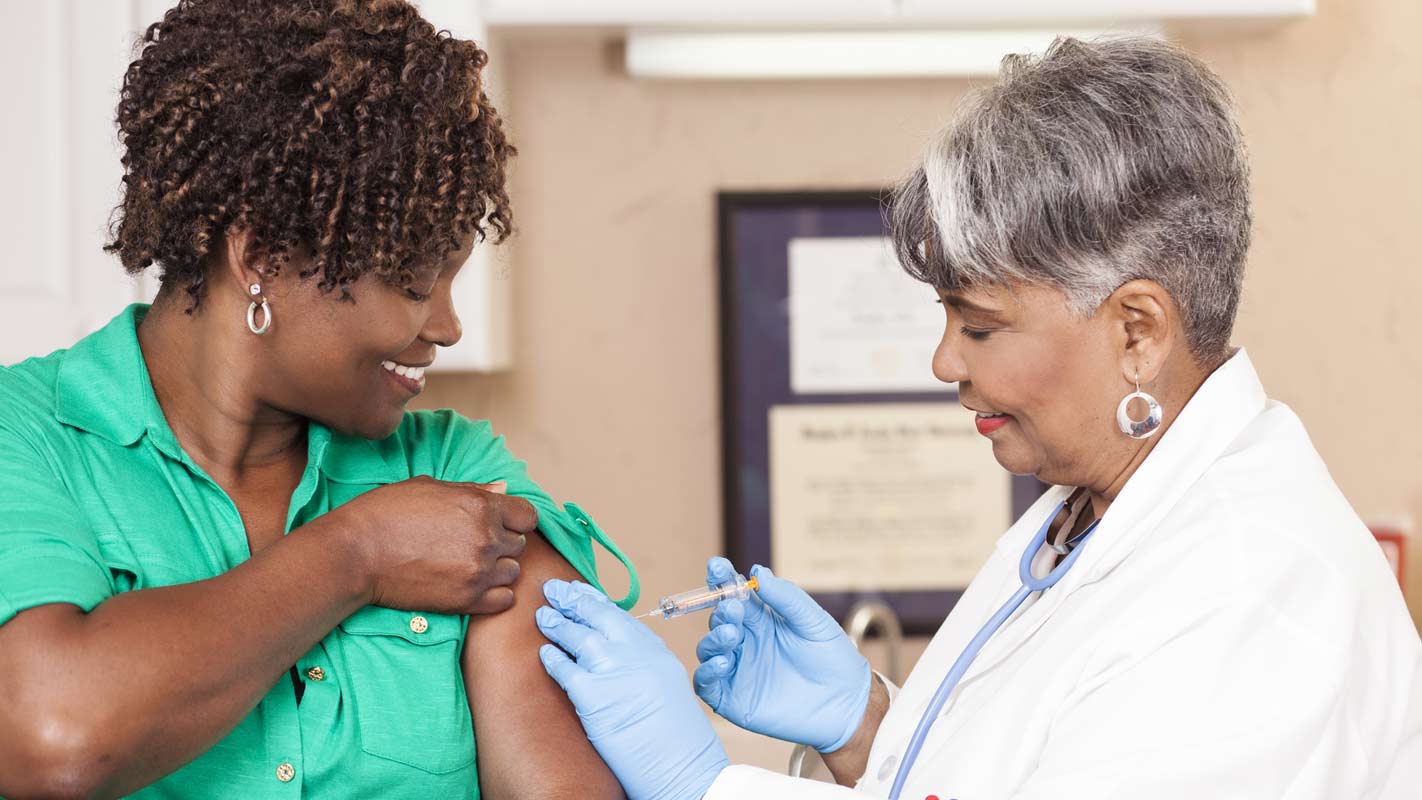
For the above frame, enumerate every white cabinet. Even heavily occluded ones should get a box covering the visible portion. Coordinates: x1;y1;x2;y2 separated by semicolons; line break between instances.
413;0;513;372
0;1;146;366
1;0;511;371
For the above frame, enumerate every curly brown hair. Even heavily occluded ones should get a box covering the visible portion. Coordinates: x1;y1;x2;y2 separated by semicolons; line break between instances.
106;0;514;309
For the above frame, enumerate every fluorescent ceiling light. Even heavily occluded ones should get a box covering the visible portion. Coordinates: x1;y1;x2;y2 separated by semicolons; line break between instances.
626;27;1164;80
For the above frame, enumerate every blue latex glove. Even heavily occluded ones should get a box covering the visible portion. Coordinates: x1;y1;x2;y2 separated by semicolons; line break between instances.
536;579;729;800
692;559;871;753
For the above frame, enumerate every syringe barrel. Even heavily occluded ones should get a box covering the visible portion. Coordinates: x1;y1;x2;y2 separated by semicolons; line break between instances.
656;573;752;619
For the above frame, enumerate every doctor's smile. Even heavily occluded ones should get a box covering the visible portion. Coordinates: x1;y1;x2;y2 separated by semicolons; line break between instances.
1;2;1418;800
970;411;1011;436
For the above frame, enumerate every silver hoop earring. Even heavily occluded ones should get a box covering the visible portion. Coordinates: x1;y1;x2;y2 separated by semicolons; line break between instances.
1116;372;1162;439
246;283;271;335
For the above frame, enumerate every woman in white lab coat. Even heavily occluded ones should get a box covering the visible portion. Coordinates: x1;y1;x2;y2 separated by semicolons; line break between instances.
533;35;1422;799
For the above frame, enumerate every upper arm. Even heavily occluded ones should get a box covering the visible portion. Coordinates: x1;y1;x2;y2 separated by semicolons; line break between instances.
0;423;113;710
0;422;112;792
462;533;625;800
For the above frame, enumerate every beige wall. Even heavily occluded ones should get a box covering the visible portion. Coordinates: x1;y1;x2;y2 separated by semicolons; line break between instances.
417;0;1422;702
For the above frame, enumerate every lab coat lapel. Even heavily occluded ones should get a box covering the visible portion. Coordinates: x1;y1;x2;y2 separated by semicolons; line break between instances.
946;350;1269;693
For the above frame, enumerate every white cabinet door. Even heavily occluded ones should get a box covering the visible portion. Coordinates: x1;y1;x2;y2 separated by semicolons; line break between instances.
132;0;170;307
0;0;143;366
0;0;149;365
416;0;512;372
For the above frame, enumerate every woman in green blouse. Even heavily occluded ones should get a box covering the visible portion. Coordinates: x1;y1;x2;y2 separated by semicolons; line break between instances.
0;1;636;797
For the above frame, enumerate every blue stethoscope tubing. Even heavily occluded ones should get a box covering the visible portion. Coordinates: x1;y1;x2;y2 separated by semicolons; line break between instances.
886;500;1101;800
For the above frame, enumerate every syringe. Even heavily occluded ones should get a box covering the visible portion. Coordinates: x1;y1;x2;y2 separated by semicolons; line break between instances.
636;572;760;621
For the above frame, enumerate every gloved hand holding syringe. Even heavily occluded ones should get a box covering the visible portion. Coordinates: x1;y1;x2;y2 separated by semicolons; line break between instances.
636;571;760;620
535;556;874;799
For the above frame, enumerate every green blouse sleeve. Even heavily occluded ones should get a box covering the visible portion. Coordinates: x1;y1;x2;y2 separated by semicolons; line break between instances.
417;409;640;610
0;420;115;627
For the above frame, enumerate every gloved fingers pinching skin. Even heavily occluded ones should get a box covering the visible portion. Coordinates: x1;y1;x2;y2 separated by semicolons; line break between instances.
538;643;589;702
534;604;609;664
542;578;650;643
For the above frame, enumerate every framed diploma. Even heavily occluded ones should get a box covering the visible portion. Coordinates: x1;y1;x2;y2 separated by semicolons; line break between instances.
718;191;1046;634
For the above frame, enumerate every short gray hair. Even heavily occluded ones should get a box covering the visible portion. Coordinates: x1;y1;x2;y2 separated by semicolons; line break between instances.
890;36;1251;363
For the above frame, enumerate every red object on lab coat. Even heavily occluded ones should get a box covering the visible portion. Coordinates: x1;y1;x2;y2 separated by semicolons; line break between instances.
1372;526;1406;598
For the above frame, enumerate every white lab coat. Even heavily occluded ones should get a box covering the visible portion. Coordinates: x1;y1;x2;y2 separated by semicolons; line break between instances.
705;350;1422;800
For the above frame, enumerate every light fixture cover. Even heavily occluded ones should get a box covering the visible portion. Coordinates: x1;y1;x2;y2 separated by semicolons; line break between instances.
625;27;1165;80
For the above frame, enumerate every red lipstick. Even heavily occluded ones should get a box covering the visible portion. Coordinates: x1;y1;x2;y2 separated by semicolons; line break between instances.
974;414;1012;435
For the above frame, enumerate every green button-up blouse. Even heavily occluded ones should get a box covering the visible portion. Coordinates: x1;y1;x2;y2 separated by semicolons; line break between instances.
0;305;639;798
